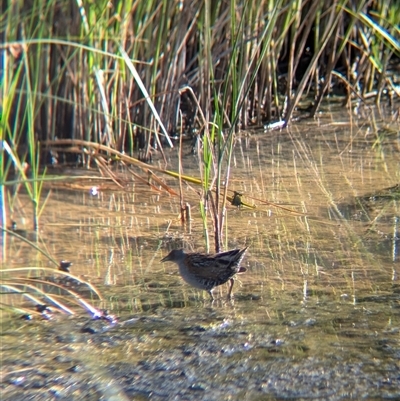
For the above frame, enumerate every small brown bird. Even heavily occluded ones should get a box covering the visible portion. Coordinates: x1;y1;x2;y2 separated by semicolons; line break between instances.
161;247;248;300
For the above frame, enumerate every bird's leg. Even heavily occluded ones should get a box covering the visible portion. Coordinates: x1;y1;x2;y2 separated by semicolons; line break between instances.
227;278;235;300
208;290;214;301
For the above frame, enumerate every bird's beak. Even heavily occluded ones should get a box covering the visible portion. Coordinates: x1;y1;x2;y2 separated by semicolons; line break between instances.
160;255;170;262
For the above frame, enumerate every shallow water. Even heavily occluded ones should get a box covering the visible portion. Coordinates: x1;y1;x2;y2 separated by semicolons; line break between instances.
1;104;400;400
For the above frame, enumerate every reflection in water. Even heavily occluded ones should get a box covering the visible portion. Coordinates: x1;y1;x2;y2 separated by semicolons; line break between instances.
2;108;400;399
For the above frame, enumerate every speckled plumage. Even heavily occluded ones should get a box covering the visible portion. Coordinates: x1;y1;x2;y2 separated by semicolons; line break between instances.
161;247;248;300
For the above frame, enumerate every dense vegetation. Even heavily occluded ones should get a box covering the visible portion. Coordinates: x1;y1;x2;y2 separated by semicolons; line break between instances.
1;0;398;153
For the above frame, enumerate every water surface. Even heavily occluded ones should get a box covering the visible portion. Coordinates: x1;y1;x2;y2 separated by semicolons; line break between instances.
2;105;400;400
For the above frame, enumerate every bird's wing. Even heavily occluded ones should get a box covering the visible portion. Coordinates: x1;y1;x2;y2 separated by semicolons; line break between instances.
186;250;246;280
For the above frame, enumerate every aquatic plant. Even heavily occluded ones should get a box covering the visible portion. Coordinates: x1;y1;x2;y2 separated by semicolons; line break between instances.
0;0;397;149
0;227;103;318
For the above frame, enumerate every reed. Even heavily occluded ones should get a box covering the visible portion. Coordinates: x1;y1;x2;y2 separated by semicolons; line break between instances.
1;266;103;318
1;0;397;148
0;228;103;318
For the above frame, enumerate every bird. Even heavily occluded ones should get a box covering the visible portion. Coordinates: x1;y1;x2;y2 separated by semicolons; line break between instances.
161;247;248;300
